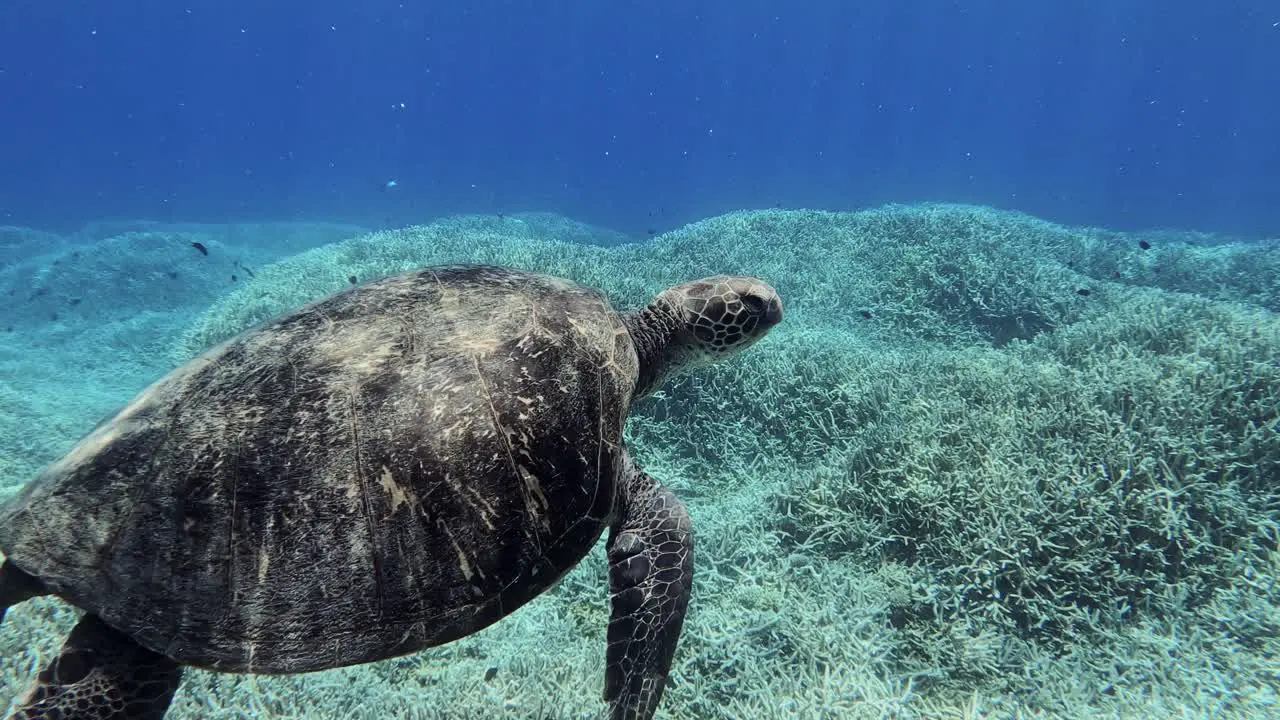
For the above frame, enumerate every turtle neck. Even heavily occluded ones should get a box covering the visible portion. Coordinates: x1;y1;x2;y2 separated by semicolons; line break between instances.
622;298;684;399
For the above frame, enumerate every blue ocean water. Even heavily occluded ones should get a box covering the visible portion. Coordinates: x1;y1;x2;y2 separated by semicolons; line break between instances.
2;3;1280;720
1;1;1277;235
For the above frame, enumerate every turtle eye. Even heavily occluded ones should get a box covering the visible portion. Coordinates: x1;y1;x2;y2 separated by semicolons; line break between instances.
740;294;765;315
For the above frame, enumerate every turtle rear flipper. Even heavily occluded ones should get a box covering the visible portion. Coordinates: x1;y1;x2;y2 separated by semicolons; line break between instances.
0;559;46;625
604;465;694;720
13;613;183;720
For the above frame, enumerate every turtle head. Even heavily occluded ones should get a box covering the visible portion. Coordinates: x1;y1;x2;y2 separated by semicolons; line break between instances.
626;275;783;397
661;276;784;360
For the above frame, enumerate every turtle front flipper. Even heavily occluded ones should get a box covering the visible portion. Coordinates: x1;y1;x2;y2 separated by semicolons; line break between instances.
1;559;47;625
603;466;694;720
13;613;183;720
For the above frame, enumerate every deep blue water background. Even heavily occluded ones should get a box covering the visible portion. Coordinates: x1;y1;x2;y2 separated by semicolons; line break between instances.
1;1;1277;236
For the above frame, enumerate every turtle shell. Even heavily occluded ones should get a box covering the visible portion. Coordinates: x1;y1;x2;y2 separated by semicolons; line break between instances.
0;265;637;672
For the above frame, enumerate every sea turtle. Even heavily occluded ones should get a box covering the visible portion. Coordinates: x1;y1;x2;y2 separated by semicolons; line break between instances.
0;264;783;720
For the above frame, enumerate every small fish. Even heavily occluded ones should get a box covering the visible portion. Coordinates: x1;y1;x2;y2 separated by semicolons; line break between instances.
233;259;257;278
1112;271;1121;278
167;270;179;279
484;666;499;682
1139;239;1151;250
69;297;82;306
191;241;209;256
646;228;656;236
230;274;238;283
859;310;873;319
1076;288;1091;297
348;275;358;285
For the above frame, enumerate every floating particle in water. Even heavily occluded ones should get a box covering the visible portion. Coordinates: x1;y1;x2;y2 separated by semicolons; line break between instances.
1076;288;1091;297
1139;239;1151;250
191;241;209;256
348;275;358;285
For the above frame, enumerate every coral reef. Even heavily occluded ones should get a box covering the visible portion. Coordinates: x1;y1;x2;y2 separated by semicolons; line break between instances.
3;204;1278;718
